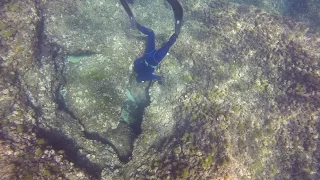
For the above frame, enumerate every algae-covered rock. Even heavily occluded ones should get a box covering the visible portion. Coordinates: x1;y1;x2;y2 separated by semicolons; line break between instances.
117;1;320;179
1;0;320;179
226;0;320;32
0;0;93;179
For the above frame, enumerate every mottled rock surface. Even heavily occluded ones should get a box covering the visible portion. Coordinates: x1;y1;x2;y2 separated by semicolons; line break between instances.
0;0;91;179
118;1;320;180
1;0;320;179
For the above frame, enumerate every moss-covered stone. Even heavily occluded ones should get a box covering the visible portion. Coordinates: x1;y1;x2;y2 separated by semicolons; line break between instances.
35;148;42;156
16;124;23;133
7;3;20;11
0;22;6;31
173;147;181;154
182;74;193;83
3;30;14;37
36;138;45;145
180;168;189;179
41;168;51;176
24;174;32;180
181;132;190;142
201;154;214;169
220;156;231;167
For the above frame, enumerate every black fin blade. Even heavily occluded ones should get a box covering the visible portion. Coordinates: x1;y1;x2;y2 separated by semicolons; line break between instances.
166;0;183;35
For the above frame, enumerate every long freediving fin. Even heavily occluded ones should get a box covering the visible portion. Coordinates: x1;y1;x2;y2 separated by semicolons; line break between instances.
166;0;183;35
119;0;137;28
125;0;134;4
120;0;183;34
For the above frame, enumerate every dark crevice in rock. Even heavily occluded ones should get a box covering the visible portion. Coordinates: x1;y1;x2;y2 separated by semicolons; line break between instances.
53;79;134;164
131;81;152;135
35;127;102;179
29;3;105;178
84;123;135;163
82;81;152;163
34;0;46;67
73;78;151;165
16;55;103;179
122;80;152;132
25;79;103;179
48;50;147;165
51;44;65;76
51;68;150;164
53;84;78;119
29;1;152;175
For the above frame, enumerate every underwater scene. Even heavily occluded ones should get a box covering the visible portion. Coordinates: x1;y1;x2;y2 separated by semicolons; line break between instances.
0;0;320;179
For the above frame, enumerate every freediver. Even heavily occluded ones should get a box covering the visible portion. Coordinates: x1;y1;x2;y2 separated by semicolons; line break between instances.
119;0;183;83
133;23;177;83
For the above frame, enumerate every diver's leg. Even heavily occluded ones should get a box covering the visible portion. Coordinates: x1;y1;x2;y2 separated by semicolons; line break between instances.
137;23;155;53
134;56;145;72
154;33;177;62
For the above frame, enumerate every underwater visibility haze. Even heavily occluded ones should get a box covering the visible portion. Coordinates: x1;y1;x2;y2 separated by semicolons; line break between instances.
0;0;320;179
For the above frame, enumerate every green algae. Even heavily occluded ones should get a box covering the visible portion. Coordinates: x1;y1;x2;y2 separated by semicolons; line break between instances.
173;147;181;154
37;138;45;145
150;130;157;137
24;174;32;180
41;168;51;176
182;74;193;83
208;88;227;101
35;148;43;156
191;113;198;121
210;144;218;154
16;45;24;53
180;168;189;179
201;154;214;169
220;156;231;167
3;30;14;37
7;3;19;11
153;161;159;167
252;128;263;139
0;22;6;31
181;132;190;142
248;159;264;178
223;139;231;149
16;124;23;133
141;135;149;143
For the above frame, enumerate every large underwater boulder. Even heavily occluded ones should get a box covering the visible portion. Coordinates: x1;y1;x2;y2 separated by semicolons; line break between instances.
0;0;93;179
117;1;320;180
0;0;319;179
